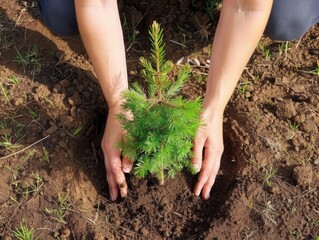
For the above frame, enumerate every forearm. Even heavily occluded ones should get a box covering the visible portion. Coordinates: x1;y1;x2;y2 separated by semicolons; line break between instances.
204;0;273;116
75;0;127;108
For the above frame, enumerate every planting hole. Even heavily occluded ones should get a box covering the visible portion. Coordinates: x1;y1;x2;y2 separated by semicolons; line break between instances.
78;109;246;239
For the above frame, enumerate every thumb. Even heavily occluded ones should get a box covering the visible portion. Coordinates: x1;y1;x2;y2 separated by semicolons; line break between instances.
122;156;133;173
191;136;205;173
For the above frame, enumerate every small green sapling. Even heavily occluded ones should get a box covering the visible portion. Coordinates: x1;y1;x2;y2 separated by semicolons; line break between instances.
117;21;202;185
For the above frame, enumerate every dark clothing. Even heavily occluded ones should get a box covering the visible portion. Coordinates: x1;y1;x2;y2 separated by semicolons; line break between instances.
265;0;319;40
37;0;78;36
37;0;319;41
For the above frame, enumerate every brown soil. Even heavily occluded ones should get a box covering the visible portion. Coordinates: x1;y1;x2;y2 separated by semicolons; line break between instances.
1;1;318;240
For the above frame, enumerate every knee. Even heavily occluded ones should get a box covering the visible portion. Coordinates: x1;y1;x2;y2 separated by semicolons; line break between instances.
37;0;78;36
264;16;310;41
264;0;316;41
265;22;307;41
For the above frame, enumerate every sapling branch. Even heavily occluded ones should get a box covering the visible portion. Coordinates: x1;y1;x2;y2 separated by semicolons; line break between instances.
153;24;163;99
117;21;202;184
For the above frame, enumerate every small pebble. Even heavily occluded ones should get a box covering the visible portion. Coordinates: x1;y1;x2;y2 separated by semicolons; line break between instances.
53;231;59;238
252;95;258;101
61;228;71;237
20;177;35;189
140;227;149;236
43;124;58;136
60;115;73;125
12;97;24;106
68;98;75;106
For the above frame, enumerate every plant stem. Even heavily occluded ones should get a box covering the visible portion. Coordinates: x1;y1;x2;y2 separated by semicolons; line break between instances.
159;144;165;185
159;170;165;185
146;99;176;111
153;22;162;100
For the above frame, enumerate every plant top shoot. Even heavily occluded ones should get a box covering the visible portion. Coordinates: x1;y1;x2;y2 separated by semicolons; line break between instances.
117;21;202;185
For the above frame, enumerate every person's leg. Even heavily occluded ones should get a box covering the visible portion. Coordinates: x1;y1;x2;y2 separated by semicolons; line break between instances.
264;0;319;41
37;0;78;36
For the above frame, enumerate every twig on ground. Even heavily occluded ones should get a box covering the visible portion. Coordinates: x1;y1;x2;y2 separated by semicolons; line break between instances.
305;107;319;116
173;212;183;218
295;36;303;49
13;8;26;30
82;70;99;85
245;69;256;80
169;40;187;48
0;135;51;160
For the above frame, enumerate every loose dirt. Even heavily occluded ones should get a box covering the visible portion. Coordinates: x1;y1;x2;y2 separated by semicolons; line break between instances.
0;1;318;239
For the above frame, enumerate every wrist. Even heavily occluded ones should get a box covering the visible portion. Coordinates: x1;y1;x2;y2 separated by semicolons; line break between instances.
202;99;225;119
106;91;126;111
108;99;123;111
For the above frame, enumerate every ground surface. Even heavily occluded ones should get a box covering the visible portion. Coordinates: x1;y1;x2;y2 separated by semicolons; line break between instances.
0;1;319;240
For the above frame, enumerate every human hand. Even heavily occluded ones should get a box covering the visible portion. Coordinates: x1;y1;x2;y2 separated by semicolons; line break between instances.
101;107;133;201
192;109;224;199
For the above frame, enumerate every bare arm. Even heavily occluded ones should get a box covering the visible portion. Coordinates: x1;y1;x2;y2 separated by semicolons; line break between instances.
192;0;273;199
75;0;127;106
204;0;273;111
75;0;132;200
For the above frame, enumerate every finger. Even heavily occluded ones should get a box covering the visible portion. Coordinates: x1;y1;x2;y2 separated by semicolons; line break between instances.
106;169;119;201
201;160;220;199
194;148;222;199
108;155;128;198
122;156;133;173
193;146;218;196
103;148;128;200
103;153;120;201
194;167;210;196
201;173;217;200
191;133;205;173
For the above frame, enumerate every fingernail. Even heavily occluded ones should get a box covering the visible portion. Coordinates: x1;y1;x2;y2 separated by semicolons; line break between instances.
194;189;200;197
123;166;131;173
118;181;127;198
110;192;115;201
193;164;201;173
120;189;127;198
205;194;210;200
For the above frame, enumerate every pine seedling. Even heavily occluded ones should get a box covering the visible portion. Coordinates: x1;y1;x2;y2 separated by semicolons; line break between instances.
117;21;202;185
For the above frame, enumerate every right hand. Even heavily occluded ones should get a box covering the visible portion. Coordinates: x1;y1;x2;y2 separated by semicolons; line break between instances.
101;107;133;201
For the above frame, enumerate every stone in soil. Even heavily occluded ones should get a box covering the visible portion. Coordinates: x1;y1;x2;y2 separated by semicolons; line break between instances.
275;101;296;119
292;165;313;188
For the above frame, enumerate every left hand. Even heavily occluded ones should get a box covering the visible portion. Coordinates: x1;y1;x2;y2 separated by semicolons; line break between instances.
192;109;224;199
